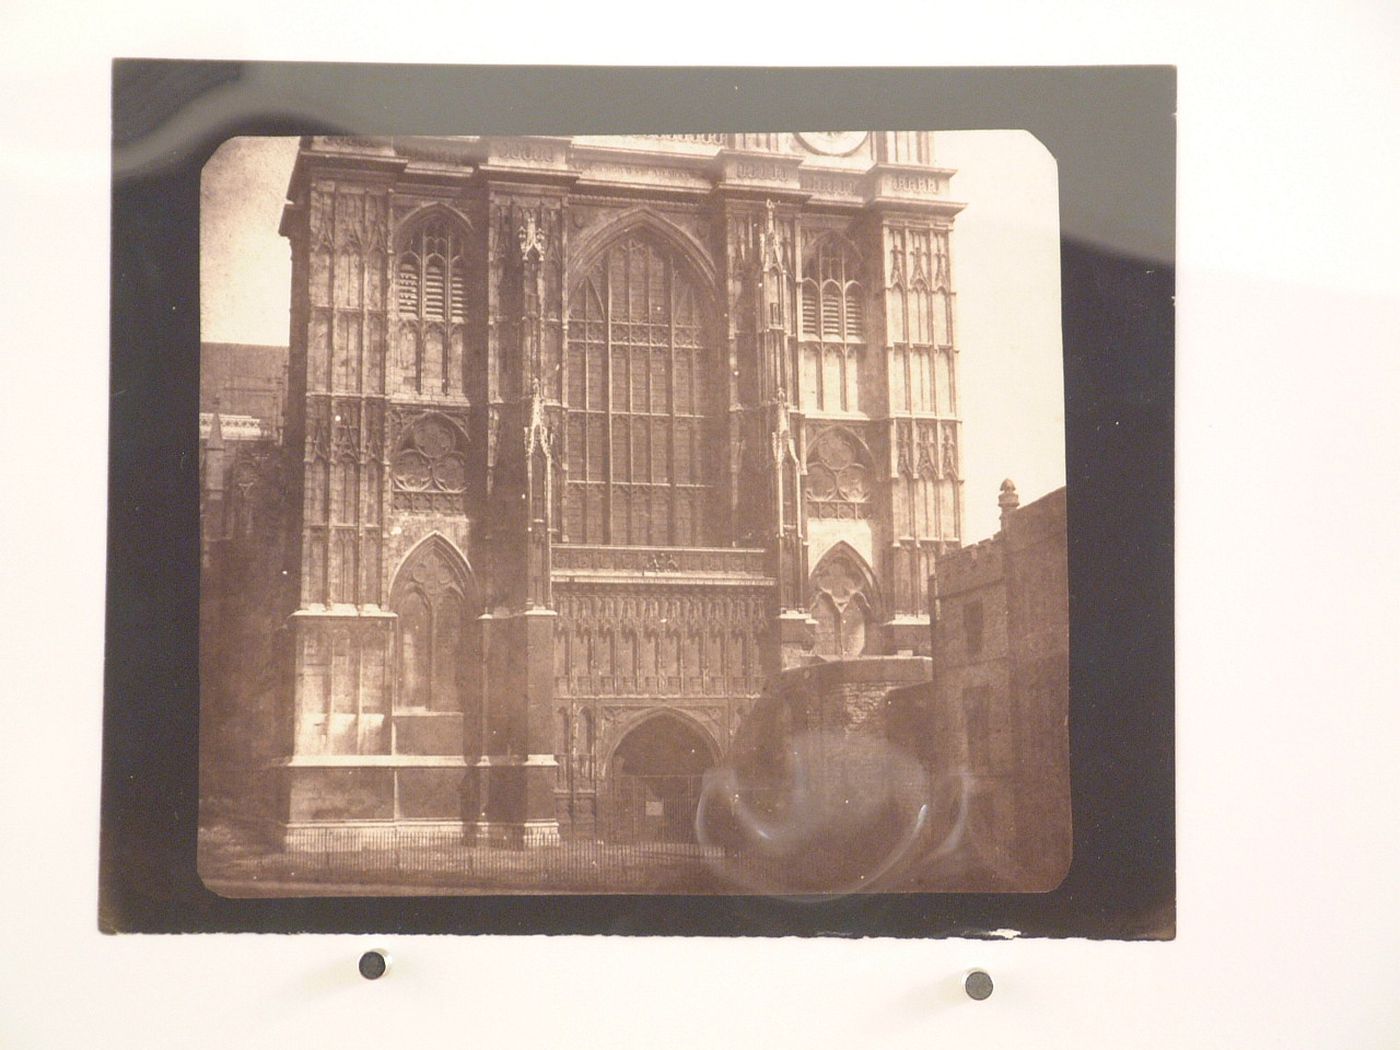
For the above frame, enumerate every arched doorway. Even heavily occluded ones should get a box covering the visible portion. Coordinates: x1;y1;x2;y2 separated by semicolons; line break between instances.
602;714;717;844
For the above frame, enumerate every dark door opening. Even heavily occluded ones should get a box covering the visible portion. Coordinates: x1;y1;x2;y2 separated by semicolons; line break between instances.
602;716;714;844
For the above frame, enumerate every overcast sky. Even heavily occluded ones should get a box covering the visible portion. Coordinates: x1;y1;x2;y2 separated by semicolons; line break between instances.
200;131;1064;542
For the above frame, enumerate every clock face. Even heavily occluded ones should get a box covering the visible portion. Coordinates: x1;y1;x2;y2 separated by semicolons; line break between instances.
797;131;869;156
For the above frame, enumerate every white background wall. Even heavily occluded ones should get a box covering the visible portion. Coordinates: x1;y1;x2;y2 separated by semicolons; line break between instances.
1;3;1398;1048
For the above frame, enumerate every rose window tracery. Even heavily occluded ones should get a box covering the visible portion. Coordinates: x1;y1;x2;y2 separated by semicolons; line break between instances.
805;428;871;519
392;414;468;511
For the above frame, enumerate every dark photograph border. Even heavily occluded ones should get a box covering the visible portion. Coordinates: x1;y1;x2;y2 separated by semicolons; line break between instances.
104;62;1174;937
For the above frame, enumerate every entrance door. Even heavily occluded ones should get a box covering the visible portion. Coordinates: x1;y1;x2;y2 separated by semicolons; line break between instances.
602;715;714;844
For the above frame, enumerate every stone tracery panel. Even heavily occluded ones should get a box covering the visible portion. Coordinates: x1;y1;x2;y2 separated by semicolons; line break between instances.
805;426;873;520
809;544;879;659
390;410;470;513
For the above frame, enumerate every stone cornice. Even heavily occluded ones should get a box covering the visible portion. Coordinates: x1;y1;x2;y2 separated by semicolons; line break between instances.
286;135;964;216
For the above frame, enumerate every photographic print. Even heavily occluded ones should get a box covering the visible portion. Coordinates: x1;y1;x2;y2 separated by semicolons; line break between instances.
196;130;1070;897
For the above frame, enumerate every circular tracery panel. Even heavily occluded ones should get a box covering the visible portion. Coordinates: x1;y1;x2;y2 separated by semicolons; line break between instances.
416;417;456;460
814;430;854;471
433;452;467;492
806;428;871;519
806;466;837;502
395;449;432;490
837;464;868;501
797;131;869;156
392;415;468;508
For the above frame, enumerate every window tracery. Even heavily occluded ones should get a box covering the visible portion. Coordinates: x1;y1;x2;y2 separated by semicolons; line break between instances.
395;216;469;395
389;538;475;715
390;413;469;512
799;235;866;412
809;546;877;659
805;427;872;519
563;233;716;545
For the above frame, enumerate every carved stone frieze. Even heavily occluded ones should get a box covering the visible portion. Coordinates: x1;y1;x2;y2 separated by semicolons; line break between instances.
552;545;769;577
554;582;770;701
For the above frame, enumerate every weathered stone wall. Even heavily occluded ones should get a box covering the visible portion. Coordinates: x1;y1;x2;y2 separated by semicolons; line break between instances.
712;486;1070;892
199;437;297;828
898;483;1071;891
1001;487;1071;882
199;342;289;437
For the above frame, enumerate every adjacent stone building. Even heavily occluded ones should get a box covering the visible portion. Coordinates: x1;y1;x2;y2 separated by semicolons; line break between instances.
200;341;289;442
201;132;970;848
714;482;1070;891
891;481;1071;889
198;343;293;816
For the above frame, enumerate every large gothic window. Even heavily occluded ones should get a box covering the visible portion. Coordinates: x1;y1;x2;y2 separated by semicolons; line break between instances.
389;537;475;714
799;235;866;413
809;545;878;658
563;234;715;546
395;217;469;396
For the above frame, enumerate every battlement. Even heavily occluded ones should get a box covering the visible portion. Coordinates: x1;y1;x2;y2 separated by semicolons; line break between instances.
932;484;1066;600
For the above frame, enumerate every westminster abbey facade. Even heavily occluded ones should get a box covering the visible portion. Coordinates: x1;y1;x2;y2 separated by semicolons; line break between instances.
201;132;968;847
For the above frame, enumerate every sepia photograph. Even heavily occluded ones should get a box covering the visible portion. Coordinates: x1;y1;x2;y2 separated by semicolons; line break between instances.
196;129;1070;896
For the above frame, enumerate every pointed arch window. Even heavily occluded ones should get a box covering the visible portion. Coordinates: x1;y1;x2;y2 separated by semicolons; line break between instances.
798;235;866;413
809;545;878;658
389;538;477;716
394;216;470;395
563;232;717;546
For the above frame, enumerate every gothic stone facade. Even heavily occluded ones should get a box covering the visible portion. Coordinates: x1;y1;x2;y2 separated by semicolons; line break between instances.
250;133;965;846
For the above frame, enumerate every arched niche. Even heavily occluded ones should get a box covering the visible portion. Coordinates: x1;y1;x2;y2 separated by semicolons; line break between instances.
387;534;479;715
808;541;882;659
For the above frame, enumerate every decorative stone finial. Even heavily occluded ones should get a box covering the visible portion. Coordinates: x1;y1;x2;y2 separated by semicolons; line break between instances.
998;478;1019;528
996;478;1019;526
206;409;224;450
518;210;547;261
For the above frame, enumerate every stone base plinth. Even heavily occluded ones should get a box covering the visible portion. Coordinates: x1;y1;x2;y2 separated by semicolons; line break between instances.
273;820;466;852
464;754;561;849
463;819;562;849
